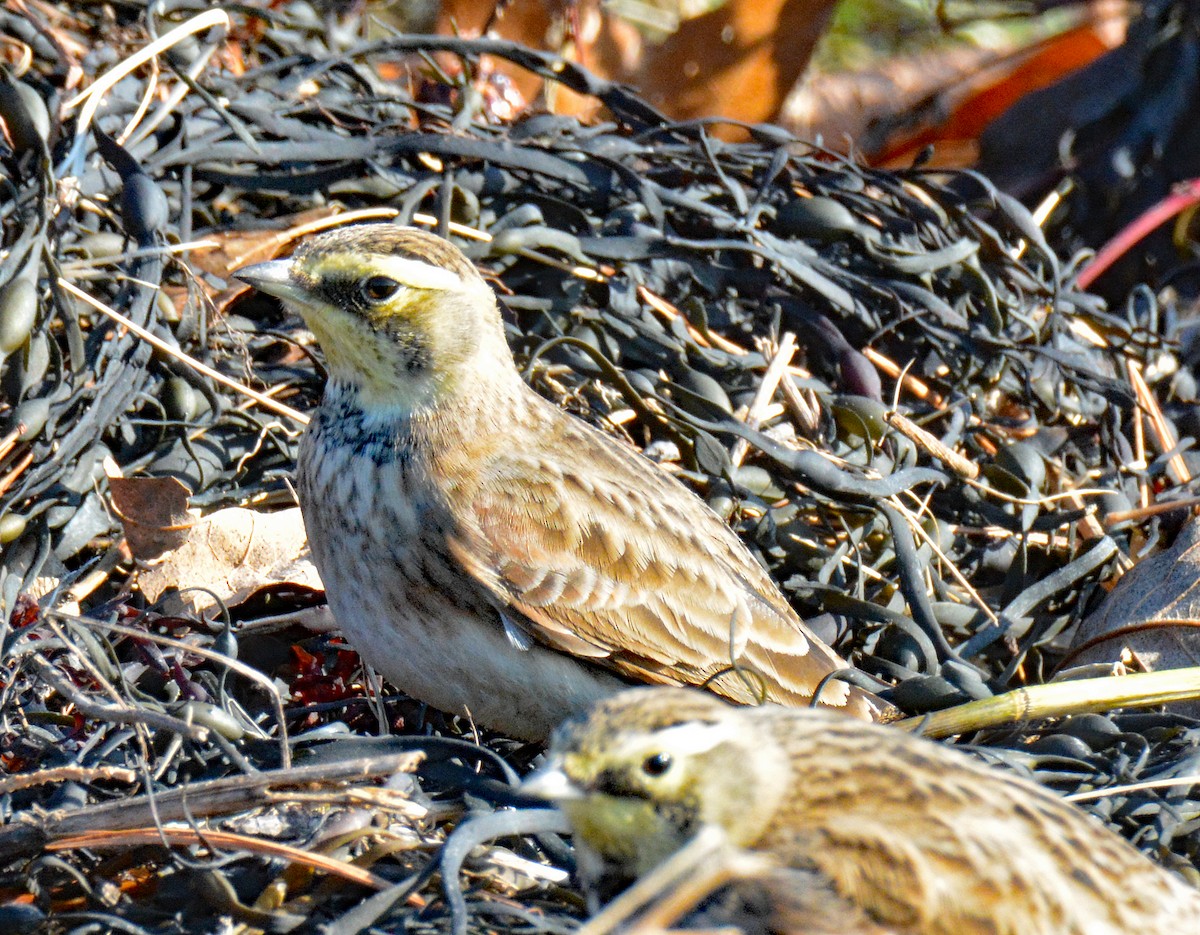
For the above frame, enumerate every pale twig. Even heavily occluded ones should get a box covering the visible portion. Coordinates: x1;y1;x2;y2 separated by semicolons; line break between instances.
730;333;796;468
862;346;945;408
127;29;223;147
1104;495;1200;525
1127;358;1190;486
0;764;137;795
637;285;748;355
0;751;422;862
58;278;310;425
63;9;229;137
1068;775;1200;803
893;491;998;626
49;827;391;889
0;34;33;77
885;409;979;479
578;825;745;935
779;367;820;436
897;666;1200;738
118;54;158;145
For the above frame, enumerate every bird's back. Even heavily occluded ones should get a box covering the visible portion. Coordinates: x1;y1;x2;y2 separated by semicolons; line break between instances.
433;383;885;718
755;707;1200;935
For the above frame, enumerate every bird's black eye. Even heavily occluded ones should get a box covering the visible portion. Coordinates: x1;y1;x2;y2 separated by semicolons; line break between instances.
361;276;400;303
641;752;672;777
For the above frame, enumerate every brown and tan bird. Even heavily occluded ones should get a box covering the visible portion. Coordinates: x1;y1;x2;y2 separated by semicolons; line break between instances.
236;223;884;739
525;687;1200;935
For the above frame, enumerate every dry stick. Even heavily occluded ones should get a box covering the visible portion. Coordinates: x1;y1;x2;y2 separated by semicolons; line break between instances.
1128;359;1151;509
863;346;944;408
779;367;820;436
62;9;229;137
730;332;796;468
864;345;1004;457
59;278;311;425
0;425;23;461
637;285;747;355
1008;187;1067;263
577;825;741;935
49;827;391;890
896;666;1200;739
118;53;159;147
263;783;427;819
126;27;223;148
868;349;1155;541
0;449;34;496
893;491;998;626
866;351;1108;547
20;0;90;52
1061;493;1107;541
1128;358;1191;486
1068;775;1200;803
953;524;1073;551
1105;495;1200;526
623;850;774;935
0;34;34;76
1041;446;1107;541
0;751;422;862
885;410;979;480
0;764;137;794
958;480;1122;510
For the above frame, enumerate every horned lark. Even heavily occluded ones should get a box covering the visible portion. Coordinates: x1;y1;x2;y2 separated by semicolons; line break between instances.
236;224;885;740
526;687;1200;934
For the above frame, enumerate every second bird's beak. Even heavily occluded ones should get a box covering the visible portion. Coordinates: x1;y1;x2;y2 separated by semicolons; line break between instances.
520;759;583;802
236;259;303;303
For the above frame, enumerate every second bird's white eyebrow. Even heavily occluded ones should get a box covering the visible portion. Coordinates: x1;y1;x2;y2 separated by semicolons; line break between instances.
623;721;738;758
369;255;468;291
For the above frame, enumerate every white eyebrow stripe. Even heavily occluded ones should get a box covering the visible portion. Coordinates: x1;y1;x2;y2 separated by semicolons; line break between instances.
370;254;466;291
618;721;738;760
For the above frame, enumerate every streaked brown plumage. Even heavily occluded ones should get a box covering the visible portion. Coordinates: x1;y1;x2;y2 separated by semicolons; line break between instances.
526;687;1200;935
236;223;885;740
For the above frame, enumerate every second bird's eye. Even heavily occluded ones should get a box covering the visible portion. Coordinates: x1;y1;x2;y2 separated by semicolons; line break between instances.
641;752;673;777
361;276;400;302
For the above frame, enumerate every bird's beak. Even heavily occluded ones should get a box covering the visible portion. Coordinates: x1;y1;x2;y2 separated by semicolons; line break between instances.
235;259;304;303
520;758;583;802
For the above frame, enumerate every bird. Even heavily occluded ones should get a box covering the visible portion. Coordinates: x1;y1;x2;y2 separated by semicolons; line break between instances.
523;686;1200;935
235;223;886;740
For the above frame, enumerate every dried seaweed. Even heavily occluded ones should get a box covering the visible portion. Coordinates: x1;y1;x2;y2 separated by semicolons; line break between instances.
1;3;1198;931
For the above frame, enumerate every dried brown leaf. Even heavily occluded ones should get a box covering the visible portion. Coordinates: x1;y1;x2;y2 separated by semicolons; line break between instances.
109;475;194;560
137;506;322;613
1068;518;1200;713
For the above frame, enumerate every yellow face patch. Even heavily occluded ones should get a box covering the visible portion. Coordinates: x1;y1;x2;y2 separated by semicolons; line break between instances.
302;310;413;400
562;795;680;872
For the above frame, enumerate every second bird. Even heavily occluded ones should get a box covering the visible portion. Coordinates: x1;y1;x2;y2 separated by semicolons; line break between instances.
237;223;884;739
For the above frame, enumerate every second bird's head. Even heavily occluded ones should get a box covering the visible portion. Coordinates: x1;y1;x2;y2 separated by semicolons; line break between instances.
237;224;513;410
522;689;791;880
